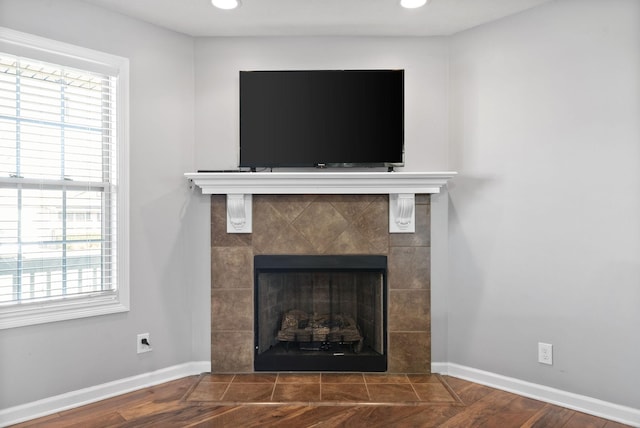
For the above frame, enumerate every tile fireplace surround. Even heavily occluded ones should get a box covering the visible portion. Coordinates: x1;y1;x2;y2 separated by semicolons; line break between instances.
210;193;431;373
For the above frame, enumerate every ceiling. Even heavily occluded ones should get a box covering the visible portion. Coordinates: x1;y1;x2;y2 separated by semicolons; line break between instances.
80;0;553;37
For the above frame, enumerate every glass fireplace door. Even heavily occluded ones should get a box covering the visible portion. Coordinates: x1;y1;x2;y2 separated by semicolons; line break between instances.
254;255;387;372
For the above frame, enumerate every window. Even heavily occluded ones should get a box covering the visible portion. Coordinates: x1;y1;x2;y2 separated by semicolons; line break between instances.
0;27;129;328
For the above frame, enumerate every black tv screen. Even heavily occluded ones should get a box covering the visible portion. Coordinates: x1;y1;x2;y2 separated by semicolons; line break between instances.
239;70;404;168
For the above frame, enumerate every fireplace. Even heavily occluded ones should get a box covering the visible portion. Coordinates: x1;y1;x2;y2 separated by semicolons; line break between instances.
254;255;387;371
209;193;433;374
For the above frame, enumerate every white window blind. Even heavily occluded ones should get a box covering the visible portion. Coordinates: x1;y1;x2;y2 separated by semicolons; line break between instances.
0;27;129;328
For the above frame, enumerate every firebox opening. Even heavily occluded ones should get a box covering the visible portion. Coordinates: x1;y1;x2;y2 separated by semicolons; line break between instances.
254;255;387;372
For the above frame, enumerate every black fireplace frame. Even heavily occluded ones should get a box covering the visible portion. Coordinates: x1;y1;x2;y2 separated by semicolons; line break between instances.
253;254;388;372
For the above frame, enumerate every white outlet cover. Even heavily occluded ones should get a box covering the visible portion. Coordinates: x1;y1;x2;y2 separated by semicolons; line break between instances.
538;342;552;365
137;333;152;354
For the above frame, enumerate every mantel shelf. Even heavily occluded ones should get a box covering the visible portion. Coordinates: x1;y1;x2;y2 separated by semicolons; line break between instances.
184;171;457;234
184;171;456;195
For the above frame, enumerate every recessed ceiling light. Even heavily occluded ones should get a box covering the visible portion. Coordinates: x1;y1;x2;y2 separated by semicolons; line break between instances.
211;0;240;10
400;0;428;9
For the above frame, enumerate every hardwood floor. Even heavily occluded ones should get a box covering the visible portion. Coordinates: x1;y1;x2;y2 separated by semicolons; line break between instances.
11;374;631;427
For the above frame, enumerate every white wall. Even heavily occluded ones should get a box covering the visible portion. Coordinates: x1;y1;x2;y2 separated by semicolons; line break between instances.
193;35;452;364
0;0;205;408
194;37;450;172
448;0;640;408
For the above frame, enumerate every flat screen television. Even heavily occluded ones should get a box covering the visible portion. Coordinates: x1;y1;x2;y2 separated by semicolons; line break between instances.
239;69;404;169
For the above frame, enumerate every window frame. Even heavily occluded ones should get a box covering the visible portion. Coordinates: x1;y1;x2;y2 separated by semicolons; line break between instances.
0;27;129;329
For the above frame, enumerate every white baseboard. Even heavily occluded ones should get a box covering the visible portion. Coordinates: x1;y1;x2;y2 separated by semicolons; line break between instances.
432;362;640;428
0;361;210;427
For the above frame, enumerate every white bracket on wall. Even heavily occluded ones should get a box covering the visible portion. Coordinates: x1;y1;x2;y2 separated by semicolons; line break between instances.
226;194;252;233
226;192;414;234
389;193;415;233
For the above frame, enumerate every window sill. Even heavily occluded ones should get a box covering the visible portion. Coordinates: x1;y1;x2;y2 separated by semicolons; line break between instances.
0;293;129;329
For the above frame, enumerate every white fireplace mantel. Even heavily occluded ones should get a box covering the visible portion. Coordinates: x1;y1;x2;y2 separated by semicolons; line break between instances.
185;171;456;234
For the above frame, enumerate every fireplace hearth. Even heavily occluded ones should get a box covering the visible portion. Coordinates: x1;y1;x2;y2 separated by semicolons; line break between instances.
254;255;387;371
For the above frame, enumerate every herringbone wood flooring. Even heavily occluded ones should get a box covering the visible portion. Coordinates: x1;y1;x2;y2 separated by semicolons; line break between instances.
11;374;631;427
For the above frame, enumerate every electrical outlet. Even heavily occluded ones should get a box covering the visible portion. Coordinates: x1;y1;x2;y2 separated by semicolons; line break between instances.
137;333;152;354
538;342;552;365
